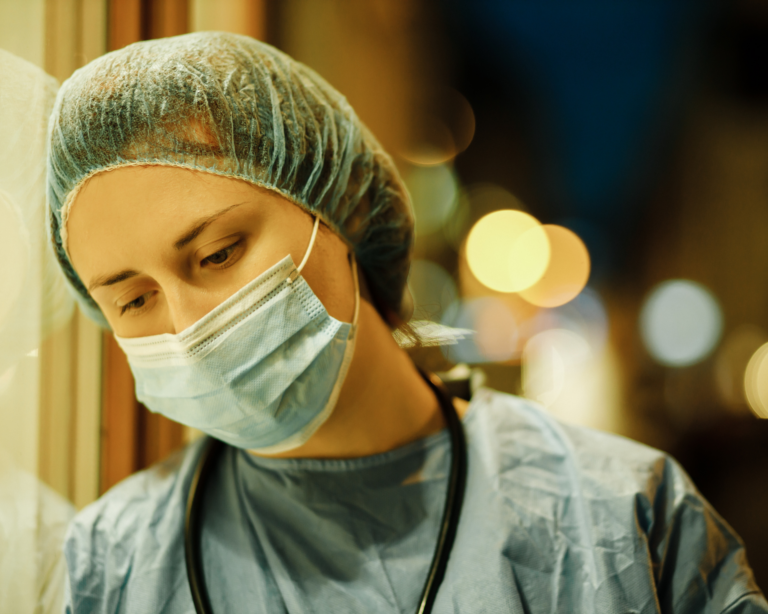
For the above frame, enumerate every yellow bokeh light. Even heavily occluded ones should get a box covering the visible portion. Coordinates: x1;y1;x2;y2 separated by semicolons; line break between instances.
519;225;591;308
466;210;550;293
715;325;767;412
744;342;768;419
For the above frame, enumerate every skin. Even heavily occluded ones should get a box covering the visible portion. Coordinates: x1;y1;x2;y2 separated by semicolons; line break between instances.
67;165;467;459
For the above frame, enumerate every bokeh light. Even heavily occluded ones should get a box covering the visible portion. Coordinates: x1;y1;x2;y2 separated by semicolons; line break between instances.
400;117;456;166
519;225;591;308
403;162;458;236
715;325;768;411
744;342;768;419
0;190;28;327
522;288;609;353
465;210;550;293
443;88;476;154
408;259;458;323
522;328;591;407
456;246;539;325
522;326;622;433
443;183;525;251
401;88;475;166
442;189;471;250
640;280;723;367
441;297;518;363
464;182;526;215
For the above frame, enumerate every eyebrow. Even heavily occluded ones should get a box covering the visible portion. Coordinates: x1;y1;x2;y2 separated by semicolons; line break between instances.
87;269;140;293
173;201;247;251
87;202;248;293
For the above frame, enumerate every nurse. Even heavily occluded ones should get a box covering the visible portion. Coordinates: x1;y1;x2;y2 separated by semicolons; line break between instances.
50;33;766;613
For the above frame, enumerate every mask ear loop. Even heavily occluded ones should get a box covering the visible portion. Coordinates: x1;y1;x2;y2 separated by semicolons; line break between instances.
288;215;360;330
349;253;360;333
288;215;320;283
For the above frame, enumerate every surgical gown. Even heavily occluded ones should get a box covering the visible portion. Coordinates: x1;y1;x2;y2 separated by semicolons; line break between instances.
64;389;767;613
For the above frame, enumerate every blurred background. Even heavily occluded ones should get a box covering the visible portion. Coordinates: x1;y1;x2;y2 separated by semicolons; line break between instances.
1;0;767;608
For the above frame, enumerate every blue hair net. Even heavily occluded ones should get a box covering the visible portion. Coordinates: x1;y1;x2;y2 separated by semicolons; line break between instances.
47;32;414;328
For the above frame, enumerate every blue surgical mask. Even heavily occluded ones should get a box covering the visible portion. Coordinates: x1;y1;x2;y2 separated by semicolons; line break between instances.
114;217;360;453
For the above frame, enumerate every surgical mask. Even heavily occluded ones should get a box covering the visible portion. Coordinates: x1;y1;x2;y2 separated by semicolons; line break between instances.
114;216;359;454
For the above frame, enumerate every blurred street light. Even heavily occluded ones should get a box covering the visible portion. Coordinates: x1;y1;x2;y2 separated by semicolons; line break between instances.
640;280;723;367
466;210;550;293
519;225;590;308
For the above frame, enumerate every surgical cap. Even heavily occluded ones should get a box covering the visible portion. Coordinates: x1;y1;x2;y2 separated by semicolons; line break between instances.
47;32;414;328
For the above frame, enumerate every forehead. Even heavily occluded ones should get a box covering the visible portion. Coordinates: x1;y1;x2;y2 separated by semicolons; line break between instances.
68;166;268;233
72;166;250;215
65;166;269;273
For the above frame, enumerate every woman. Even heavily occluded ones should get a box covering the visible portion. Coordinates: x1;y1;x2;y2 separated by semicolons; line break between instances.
50;33;765;613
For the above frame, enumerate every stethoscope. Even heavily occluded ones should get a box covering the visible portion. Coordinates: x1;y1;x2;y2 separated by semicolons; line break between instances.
184;371;467;614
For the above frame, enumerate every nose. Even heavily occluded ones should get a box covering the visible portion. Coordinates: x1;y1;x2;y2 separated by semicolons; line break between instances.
163;284;221;335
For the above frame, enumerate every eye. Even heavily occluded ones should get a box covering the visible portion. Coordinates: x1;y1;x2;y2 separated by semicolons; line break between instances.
120;291;154;316
201;241;241;268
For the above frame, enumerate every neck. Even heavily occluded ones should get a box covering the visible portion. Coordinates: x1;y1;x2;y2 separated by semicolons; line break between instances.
258;298;445;459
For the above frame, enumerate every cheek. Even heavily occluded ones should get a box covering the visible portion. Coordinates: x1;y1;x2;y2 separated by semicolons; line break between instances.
301;239;356;323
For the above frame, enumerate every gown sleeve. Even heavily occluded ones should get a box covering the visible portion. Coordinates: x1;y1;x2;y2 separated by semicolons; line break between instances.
61;443;198;614
649;457;767;613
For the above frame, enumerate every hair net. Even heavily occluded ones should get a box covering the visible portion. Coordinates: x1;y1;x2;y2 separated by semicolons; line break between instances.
47;32;414;328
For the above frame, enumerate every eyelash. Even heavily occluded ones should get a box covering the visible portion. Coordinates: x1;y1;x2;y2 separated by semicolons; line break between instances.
201;240;241;269
120;292;153;316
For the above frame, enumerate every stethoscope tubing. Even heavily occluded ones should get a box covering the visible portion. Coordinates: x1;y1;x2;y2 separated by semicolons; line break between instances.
185;435;223;614
184;370;467;614
416;372;468;613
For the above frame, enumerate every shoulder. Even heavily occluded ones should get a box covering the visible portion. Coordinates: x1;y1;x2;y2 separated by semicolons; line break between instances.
64;438;207;611
466;388;669;486
466;388;678;528
466;389;766;610
66;438;204;551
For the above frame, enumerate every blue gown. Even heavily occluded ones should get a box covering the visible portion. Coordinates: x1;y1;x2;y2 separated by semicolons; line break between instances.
64;389;767;613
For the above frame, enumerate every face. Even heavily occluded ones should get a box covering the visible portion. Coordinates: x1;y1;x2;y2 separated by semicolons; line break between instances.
66;166;356;338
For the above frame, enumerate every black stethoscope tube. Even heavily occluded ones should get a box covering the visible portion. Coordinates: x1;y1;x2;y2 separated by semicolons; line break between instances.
416;372;468;613
185;435;222;614
184;371;467;614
